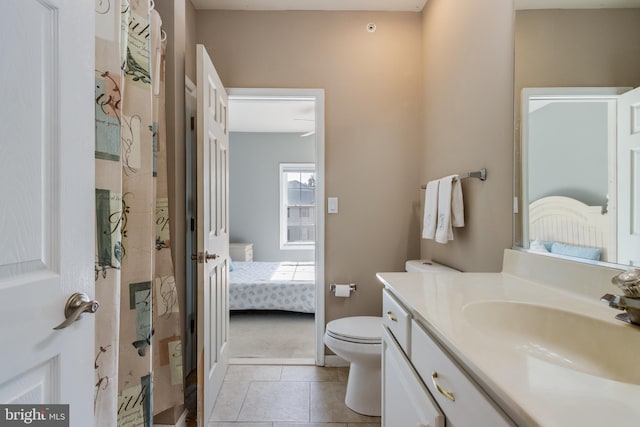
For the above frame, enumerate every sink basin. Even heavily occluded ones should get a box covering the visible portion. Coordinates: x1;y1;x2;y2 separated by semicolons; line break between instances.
463;301;640;385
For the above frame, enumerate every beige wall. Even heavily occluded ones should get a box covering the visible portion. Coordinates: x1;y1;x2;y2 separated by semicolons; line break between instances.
196;11;424;321
185;0;197;82
419;0;515;272
515;9;640;93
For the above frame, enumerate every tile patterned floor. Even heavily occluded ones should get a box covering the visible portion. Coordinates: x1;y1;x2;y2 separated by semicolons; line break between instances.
208;365;381;427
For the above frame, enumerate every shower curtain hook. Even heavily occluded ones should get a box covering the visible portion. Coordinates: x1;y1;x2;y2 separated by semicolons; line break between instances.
161;29;167;42
149;0;155;12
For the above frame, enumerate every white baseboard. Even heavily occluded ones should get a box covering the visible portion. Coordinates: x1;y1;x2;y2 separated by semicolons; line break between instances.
229;357;315;365
323;355;349;367
154;409;188;427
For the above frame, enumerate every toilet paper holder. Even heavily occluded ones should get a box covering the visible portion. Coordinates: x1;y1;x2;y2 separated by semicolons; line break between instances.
329;283;357;294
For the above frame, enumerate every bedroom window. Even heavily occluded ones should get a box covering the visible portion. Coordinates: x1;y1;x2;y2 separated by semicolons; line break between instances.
280;163;316;250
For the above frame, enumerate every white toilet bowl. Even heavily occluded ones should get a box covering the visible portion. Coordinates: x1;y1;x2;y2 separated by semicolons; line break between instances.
323;316;382;416
324;263;455;416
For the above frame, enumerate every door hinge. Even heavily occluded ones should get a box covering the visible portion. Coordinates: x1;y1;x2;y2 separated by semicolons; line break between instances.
190;217;195;231
190;318;195;334
190;116;195;130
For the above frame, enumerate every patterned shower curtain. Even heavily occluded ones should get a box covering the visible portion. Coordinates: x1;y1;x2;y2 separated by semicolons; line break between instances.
94;1;183;426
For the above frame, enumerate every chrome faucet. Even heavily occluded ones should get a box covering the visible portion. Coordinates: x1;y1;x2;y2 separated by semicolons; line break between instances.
601;269;640;326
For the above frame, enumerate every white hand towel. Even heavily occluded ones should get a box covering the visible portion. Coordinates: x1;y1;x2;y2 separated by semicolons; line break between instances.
422;179;439;239
435;175;464;243
451;177;464;228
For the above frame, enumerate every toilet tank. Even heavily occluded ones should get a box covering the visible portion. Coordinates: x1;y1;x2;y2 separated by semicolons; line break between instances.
405;260;459;272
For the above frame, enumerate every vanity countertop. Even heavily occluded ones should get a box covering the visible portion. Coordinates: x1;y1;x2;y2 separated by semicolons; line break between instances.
376;271;640;427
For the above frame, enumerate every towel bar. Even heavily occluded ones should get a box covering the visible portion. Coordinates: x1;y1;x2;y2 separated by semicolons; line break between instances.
421;168;486;189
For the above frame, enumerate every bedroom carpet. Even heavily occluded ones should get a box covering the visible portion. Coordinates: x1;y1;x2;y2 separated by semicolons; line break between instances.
229;310;315;359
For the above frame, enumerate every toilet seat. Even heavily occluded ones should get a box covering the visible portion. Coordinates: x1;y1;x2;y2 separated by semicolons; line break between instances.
326;316;381;344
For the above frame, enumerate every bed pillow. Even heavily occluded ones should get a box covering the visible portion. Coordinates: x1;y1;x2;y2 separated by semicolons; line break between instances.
549;242;601;261
530;240;550;253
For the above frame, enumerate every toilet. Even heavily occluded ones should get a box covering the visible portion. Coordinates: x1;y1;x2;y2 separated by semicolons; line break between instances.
324;316;382;415
405;259;459;273
324;260;458;416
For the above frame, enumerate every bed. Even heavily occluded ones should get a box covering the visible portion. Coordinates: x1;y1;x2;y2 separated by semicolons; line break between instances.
528;196;612;262
229;261;315;313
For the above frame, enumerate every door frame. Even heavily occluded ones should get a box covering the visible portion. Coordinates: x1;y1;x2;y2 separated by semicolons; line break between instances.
227;87;326;366
184;76;197;377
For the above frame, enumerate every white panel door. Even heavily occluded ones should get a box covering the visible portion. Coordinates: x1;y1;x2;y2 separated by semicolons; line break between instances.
0;0;95;425
196;44;230;425
617;86;640;266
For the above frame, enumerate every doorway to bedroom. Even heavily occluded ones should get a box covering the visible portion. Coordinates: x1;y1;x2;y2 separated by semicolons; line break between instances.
226;89;325;365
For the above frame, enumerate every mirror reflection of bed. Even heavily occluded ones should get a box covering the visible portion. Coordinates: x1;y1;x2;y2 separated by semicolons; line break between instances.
519;87;640;265
228;255;316;360
527;196;610;263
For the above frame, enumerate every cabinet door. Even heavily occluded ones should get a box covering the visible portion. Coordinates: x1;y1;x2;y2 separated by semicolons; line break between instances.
411;320;515;427
382;327;444;427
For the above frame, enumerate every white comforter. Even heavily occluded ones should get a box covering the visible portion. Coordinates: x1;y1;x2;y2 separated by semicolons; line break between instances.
229;262;315;313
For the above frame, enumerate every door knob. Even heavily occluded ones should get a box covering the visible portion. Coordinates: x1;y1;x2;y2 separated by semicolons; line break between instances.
191;251;218;263
53;292;100;330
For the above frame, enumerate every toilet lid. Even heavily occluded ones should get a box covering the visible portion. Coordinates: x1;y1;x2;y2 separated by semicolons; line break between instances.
326;316;381;344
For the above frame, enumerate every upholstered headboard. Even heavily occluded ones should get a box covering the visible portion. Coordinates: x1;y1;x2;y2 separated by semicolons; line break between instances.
529;196;611;262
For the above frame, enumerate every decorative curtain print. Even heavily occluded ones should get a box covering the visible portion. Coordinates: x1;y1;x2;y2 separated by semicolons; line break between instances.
94;1;183;426
94;1;125;426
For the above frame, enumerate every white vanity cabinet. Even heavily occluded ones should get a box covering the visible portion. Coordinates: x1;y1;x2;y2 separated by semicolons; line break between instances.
411;320;514;427
382;326;444;427
382;288;411;352
381;289;515;427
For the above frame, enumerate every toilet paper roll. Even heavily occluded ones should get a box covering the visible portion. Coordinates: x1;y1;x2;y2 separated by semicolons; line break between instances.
334;284;351;298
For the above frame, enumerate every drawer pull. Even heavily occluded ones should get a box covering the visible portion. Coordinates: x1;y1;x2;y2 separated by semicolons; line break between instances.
431;371;455;401
386;311;397;322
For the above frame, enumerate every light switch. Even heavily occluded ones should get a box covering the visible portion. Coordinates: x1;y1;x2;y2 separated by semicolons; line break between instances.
328;197;338;214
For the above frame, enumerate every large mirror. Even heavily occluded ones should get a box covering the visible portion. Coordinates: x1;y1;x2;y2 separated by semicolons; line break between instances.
513;1;640;267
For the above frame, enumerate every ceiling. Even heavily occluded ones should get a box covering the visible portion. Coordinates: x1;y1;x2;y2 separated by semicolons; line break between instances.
228;99;315;133
192;0;640;11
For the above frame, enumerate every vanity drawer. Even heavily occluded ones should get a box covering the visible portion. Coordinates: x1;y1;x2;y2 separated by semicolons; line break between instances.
382;289;411;353
411;320;515;427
